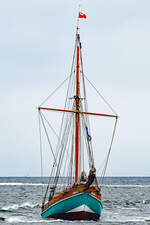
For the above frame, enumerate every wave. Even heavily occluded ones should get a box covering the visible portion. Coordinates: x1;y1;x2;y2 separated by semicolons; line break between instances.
1;202;40;212
0;183;45;186
0;183;66;187
3;216;150;223
5;216;63;223
102;213;150;223
143;199;150;204
1;182;150;188
103;199;150;207
102;184;150;188
0;217;5;221
105;218;149;223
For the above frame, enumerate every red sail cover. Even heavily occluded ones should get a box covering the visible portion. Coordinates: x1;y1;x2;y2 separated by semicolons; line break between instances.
78;11;87;19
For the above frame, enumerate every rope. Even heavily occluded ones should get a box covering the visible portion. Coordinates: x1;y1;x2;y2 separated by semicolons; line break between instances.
40;111;62;146
62;117;73;177
84;75;118;116
39;76;71;107
101;117;118;183
80;45;95;168
52;113;74;193
39;112;56;205
38;111;44;196
80;102;94;167
39;111;57;166
40;37;77;201
39;111;56;205
69;115;75;183
50;34;78;191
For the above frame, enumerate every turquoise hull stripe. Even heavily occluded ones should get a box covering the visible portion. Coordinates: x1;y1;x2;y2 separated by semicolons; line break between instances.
42;193;102;218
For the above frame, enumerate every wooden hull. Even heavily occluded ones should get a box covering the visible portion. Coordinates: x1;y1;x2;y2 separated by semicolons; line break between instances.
41;186;102;221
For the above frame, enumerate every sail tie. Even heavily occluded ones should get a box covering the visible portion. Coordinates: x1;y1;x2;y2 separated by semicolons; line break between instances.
85;126;92;141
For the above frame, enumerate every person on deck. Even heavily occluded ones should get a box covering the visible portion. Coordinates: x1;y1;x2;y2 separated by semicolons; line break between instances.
84;165;96;190
80;171;87;183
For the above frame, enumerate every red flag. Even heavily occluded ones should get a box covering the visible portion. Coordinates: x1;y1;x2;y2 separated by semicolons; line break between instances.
78;10;87;19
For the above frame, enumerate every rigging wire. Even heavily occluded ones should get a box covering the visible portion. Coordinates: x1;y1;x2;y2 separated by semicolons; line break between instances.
97;158;108;175
68;115;75;183
51;112;74;193
40;31;78;203
39;111;57;205
38;111;44;196
62;116;73;177
80;103;94;166
84;75;118;116
80;44;118;183
47;34;78;197
40;111;62;147
39;76;70;107
79;45;95;167
101;117;118;184
39;111;57;166
40;110;67;189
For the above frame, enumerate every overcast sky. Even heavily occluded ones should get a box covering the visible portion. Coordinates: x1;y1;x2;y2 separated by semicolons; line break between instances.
0;0;150;176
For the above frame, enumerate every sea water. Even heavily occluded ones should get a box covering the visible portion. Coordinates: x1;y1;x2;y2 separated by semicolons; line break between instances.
0;177;150;225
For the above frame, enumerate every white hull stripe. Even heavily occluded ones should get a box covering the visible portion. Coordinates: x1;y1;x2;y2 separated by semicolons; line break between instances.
67;204;94;213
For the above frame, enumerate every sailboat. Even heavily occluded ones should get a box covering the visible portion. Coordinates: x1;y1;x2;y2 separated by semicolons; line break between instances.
38;11;118;221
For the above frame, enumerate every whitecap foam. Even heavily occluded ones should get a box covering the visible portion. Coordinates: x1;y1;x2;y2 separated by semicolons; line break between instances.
6;216;63;223
2;204;19;211
0;183;66;187
2;202;40;211
102;213;148;223
21;202;41;209
6;216;24;223
143;199;150;204
0;183;45;186
102;184;150;188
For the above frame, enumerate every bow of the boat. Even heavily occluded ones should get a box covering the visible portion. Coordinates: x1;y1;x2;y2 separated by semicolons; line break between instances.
41;192;102;220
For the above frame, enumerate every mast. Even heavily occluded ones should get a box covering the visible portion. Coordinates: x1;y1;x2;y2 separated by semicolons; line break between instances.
75;30;80;183
38;21;118;186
